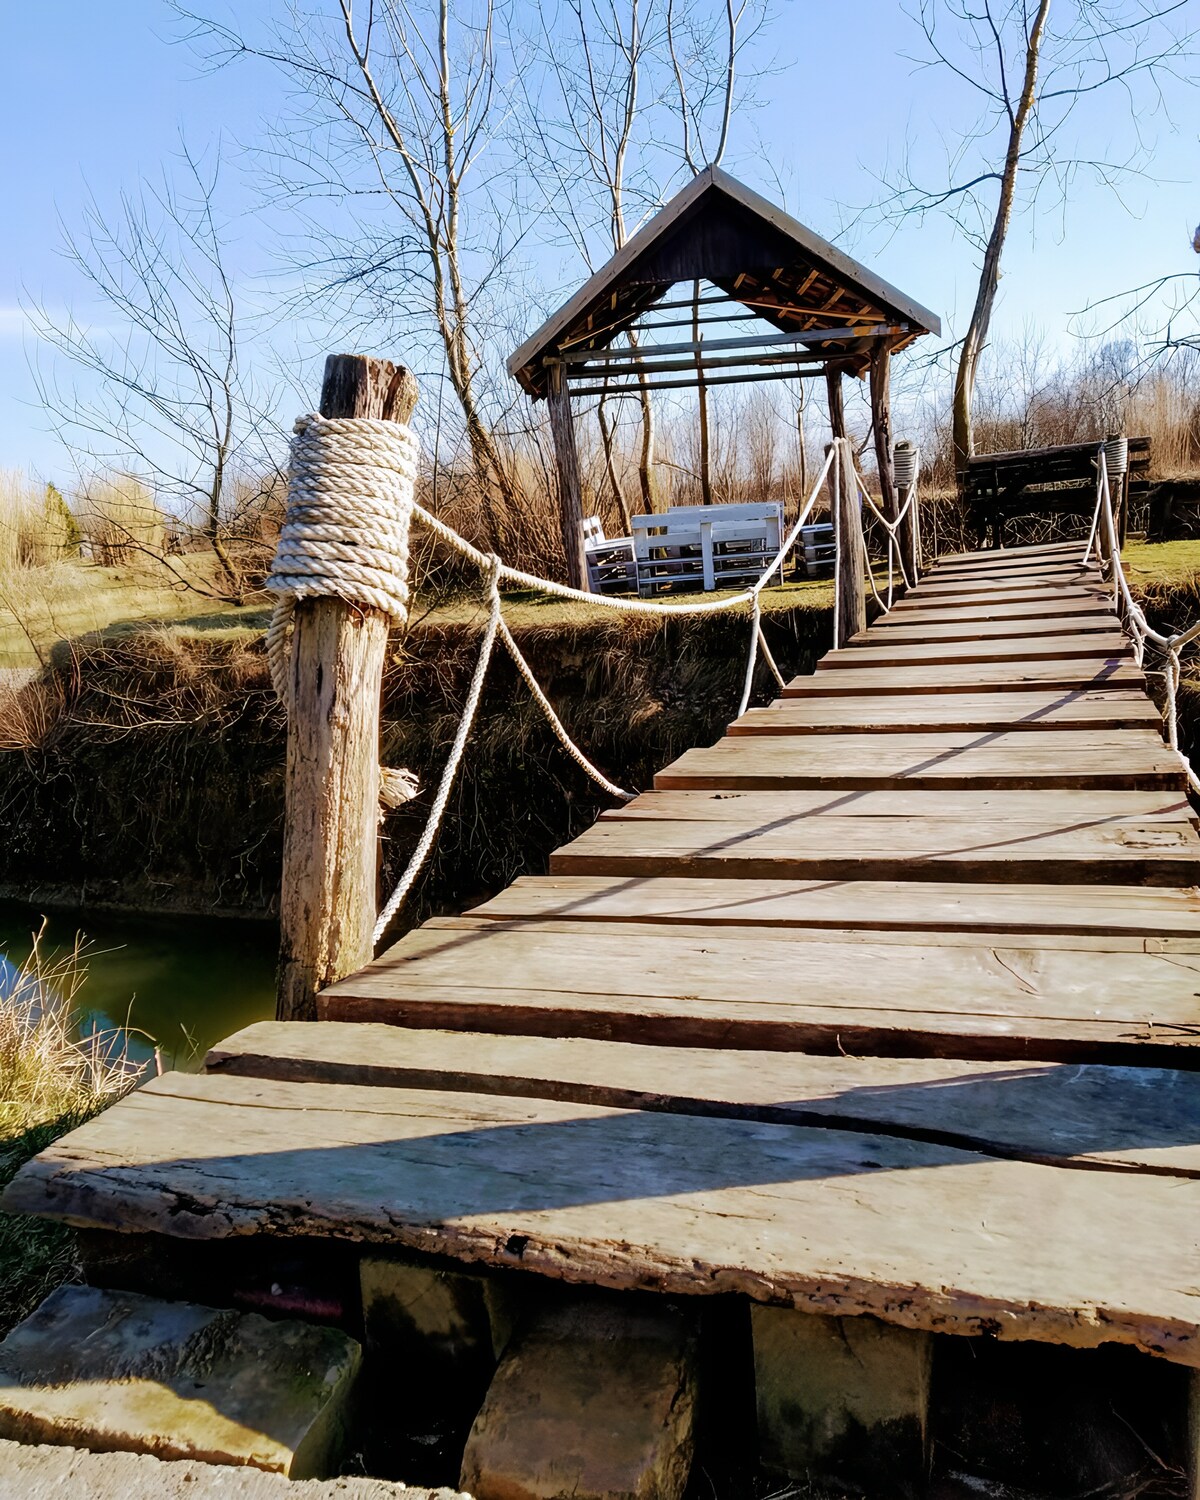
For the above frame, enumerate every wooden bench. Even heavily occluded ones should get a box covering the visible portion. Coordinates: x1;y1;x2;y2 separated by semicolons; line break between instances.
632;502;783;596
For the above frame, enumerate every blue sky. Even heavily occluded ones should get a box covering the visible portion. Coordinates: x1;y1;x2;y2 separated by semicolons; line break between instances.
2;1;1196;481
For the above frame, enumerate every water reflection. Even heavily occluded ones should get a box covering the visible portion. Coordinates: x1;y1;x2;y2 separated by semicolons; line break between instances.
0;901;277;1070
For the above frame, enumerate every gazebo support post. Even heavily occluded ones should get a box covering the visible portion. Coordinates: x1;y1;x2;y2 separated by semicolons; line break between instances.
869;342;917;583
545;361;588;591
825;366;846;441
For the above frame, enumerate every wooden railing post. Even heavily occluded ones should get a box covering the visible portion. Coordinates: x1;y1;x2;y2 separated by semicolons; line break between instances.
834;437;867;647
276;353;419;1023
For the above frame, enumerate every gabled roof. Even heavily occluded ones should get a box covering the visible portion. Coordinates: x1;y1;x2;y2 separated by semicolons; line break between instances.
509;165;941;397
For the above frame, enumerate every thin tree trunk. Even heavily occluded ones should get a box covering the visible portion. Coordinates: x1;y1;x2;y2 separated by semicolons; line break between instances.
952;0;1052;490
694;280;713;505
597;396;632;533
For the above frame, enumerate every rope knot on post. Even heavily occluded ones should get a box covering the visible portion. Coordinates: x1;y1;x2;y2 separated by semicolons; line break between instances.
265;412;421;703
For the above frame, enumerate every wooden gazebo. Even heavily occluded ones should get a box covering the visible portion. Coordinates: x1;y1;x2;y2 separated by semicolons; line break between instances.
510;165;940;588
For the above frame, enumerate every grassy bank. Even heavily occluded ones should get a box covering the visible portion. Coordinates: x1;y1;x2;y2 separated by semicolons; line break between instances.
0;933;141;1335
0;577;833;923
2;540;1200;926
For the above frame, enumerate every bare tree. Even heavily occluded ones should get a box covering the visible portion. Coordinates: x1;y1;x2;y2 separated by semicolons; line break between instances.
516;0;766;513
178;0;524;537
881;0;1194;482
29;145;282;601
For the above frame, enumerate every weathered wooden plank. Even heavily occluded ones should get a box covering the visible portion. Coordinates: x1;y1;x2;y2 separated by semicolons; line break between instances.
206;1022;1200;1179
605;787;1192;821
880;598;1113;625
929;558;1097;580
818;634;1130;670
7;1072;1200;1364
655;730;1184;791
784;658;1145;696
552;813;1200;885
936;542;1088;564
888;582;1104;612
904;577;1108;601
315;915;1200;1064
729;690;1159;735
848;616;1117;646
471;872;1200;939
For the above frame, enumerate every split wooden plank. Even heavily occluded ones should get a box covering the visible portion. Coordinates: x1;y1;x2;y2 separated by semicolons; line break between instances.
729;690;1160;735
316;914;1200;1063
6;1072;1200;1365
206;1022;1200;1179
783;658;1145;697
848;616;1117;646
603;787;1194;822
818;633;1130;670
654;730;1185;791
552;813;1200;885
471;872;1200;938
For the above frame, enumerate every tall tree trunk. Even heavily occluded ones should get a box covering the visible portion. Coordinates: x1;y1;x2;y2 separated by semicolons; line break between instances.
952;0;1052;490
597;396;632;533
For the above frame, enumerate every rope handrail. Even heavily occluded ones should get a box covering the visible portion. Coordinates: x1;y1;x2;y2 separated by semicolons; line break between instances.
1083;445;1200;796
267;425;844;943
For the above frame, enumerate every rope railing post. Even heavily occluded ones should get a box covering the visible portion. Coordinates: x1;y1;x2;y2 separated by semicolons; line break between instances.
834;437;867;647
272;353;419;1023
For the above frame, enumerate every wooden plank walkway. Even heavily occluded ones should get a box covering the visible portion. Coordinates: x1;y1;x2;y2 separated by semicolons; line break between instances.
7;538;1200;1368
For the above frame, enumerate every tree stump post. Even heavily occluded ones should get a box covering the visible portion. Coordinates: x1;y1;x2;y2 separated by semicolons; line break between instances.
276;354;419;1023
834;438;867;648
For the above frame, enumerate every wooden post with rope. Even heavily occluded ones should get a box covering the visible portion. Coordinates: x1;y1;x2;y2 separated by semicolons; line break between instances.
276;353;419;1024
834;437;867;647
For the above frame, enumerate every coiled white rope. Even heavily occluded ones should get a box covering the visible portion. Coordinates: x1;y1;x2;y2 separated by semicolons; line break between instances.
266;412;424;810
1083;444;1200;796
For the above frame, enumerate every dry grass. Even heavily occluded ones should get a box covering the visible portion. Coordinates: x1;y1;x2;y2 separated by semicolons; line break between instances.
0;472;80;572
76;475;166;564
0;926;145;1333
0;553;261;670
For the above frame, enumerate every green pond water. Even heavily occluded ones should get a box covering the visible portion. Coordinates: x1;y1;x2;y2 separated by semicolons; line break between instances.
0;900;277;1070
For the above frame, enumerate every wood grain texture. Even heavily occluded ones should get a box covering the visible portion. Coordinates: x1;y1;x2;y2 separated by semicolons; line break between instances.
604;787;1193;821
729;689;1159;735
552;813;1200;885
9;1073;1197;1366
784;658;1145;696
315;915;1200;1063
847;616;1117;646
471;872;1200;938
206;1022;1200;1178
655;730;1185;791
818;633;1130;670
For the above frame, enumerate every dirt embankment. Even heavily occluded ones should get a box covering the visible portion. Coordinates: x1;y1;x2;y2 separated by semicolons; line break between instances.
0;598;833;929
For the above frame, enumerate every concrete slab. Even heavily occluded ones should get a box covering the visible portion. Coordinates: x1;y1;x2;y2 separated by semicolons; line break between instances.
0;1286;360;1478
0;1439;468;1499
461;1296;697;1500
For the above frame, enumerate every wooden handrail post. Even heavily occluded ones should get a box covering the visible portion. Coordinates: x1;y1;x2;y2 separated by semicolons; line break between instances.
834;438;867;647
276;353;419;1023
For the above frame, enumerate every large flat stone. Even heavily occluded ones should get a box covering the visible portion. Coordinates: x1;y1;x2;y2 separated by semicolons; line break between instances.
0;1438;468;1499
460;1296;697;1500
0;1286;360;1478
752;1307;932;1490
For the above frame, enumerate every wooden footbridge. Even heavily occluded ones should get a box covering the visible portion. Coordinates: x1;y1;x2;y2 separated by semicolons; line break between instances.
8;538;1200;1385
